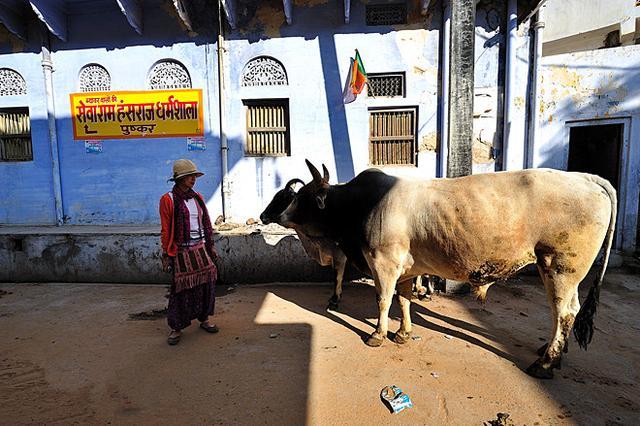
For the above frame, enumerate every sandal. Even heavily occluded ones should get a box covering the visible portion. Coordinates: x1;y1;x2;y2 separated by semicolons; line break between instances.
167;331;181;345
199;322;219;333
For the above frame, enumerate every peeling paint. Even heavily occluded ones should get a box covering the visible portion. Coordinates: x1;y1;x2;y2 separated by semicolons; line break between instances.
395;30;434;76
549;66;583;93
514;96;525;109
419;132;438;152
239;2;284;38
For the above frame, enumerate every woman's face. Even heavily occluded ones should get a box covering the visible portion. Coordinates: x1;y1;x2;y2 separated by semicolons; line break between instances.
178;174;197;190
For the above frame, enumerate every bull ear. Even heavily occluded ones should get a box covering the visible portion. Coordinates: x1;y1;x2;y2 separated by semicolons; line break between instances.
315;193;327;209
322;164;330;183
305;159;322;183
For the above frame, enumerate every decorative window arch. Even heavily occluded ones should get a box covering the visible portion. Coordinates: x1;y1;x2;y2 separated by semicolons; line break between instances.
79;64;111;92
0;69;27;96
241;56;288;87
147;60;192;90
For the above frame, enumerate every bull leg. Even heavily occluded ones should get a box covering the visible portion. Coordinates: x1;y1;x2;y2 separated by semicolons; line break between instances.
413;275;430;300
394;279;413;344
426;275;436;295
365;249;405;347
526;261;583;379
365;282;394;347
536;289;578;356
327;252;347;311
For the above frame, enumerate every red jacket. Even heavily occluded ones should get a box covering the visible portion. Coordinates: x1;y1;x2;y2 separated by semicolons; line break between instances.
159;191;206;257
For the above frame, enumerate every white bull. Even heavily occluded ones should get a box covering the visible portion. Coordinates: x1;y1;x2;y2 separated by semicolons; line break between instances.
279;161;616;379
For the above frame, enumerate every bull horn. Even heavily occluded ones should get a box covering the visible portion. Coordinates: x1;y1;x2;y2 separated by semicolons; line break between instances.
285;178;305;191
322;164;330;183
305;159;322;183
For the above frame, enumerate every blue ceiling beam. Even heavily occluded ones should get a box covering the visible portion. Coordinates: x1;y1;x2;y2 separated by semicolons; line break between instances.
29;0;67;41
172;0;193;32
0;4;27;40
220;0;236;30
283;0;292;25
115;0;143;35
344;0;350;24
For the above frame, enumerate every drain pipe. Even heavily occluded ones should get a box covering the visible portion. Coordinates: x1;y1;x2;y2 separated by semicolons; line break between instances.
41;29;64;225
438;0;451;178
502;0;518;170
526;7;545;169
217;0;230;221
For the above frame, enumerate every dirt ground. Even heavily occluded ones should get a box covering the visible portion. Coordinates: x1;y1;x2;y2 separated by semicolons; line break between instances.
1;271;639;425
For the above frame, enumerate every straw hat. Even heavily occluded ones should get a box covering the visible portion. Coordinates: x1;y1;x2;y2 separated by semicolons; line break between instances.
169;159;204;181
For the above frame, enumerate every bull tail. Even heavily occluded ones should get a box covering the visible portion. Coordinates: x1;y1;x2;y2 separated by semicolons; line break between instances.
573;175;617;350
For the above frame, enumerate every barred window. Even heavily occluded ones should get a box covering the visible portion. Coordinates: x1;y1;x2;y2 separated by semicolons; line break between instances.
367;72;405;97
241;57;288;87
0;107;32;162
366;3;407;26
148;60;192;90
0;68;27;96
244;100;290;156
369;108;417;166
79;64;111;92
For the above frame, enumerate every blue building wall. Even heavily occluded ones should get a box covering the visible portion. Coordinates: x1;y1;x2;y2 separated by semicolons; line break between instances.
0;22;56;224
223;0;442;221
1;0;522;227
1;3;223;225
51;5;223;225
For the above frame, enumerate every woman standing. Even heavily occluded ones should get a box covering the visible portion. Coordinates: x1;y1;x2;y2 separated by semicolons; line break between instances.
160;159;219;345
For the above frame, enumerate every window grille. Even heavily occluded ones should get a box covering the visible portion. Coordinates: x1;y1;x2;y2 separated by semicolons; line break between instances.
369;108;416;166
148;60;192;90
244;100;290;156
242;57;288;87
366;3;407;26
0;68;27;96
79;64;111;92
367;72;405;97
0;108;32;161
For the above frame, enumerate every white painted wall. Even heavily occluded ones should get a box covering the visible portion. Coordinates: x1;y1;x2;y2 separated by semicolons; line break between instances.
536;46;640;252
543;0;638;42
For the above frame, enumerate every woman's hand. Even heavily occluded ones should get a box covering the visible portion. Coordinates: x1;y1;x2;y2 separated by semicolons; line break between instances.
162;253;174;273
206;243;219;261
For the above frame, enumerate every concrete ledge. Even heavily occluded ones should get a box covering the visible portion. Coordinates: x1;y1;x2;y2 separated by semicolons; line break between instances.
0;225;334;284
0;225;628;284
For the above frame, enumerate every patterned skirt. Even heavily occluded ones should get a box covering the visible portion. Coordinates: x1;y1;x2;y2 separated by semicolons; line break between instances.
167;241;217;331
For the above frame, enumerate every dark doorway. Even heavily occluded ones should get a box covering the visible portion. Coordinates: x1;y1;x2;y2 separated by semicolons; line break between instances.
568;123;623;247
568;123;622;192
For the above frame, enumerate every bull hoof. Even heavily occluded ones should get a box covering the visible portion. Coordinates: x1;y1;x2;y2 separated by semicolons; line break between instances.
393;330;412;345
537;342;568;356
327;301;339;311
525;359;554;379
417;293;431;301
365;333;385;347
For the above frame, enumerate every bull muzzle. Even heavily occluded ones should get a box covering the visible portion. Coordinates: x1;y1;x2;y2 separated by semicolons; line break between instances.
259;213;271;224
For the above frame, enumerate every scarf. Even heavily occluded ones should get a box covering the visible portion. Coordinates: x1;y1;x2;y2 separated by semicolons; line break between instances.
171;185;216;258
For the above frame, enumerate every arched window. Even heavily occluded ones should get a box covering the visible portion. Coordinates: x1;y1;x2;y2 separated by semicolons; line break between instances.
147;60;192;90
241;56;288;87
0;69;27;96
79;64;111;92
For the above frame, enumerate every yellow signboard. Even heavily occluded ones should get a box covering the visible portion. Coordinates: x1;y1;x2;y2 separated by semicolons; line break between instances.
69;89;204;140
